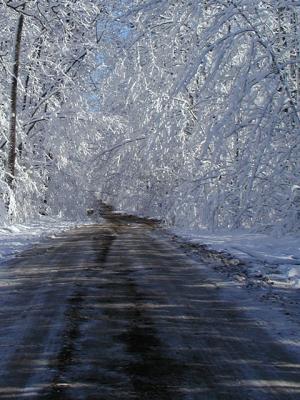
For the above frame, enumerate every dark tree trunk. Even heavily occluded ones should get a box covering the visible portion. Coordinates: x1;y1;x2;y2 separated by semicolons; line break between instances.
7;13;24;188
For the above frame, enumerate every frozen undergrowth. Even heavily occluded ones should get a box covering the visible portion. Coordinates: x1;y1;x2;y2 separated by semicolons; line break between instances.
171;228;300;289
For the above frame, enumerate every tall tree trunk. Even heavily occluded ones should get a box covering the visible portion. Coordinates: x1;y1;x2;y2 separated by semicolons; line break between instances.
7;13;24;188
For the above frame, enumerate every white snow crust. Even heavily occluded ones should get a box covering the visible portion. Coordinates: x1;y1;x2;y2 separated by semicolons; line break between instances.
172;228;300;288
0;217;86;266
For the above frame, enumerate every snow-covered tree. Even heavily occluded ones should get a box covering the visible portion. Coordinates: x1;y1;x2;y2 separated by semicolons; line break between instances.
0;0;299;234
0;0;103;220
91;0;300;233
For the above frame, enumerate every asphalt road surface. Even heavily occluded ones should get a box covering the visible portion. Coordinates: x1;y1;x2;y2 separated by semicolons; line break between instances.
0;216;299;399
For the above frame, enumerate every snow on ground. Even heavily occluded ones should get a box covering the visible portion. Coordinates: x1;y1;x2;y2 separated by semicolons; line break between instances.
0;216;89;265
171;228;300;288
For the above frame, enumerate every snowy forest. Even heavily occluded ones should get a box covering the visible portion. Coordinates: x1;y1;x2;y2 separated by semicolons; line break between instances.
1;0;300;234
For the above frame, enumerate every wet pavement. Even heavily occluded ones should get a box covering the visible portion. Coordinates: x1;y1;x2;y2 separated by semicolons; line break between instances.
0;217;300;399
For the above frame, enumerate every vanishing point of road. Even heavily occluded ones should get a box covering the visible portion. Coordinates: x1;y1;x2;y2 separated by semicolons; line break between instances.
0;213;299;399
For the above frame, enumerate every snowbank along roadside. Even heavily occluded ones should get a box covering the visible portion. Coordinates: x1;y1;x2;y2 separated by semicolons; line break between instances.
170;229;300;289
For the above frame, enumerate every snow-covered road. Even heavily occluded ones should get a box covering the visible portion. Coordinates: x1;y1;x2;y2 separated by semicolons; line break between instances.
0;216;300;399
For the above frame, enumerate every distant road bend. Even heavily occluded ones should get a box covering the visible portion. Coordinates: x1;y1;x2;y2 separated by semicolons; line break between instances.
0;211;299;399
